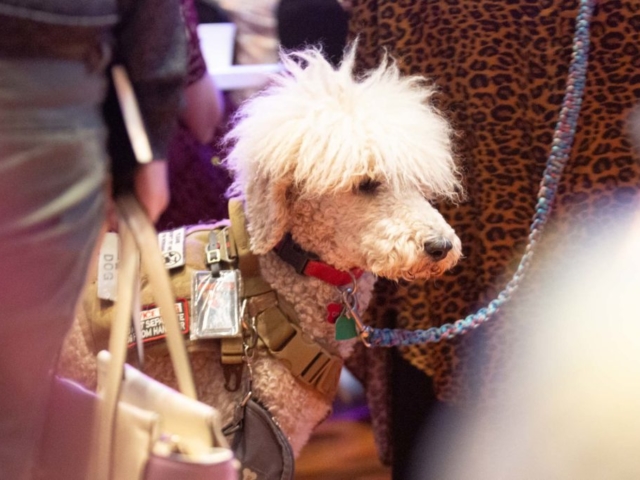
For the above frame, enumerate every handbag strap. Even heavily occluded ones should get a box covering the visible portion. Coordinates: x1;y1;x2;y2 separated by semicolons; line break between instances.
114;194;197;397
92;195;198;480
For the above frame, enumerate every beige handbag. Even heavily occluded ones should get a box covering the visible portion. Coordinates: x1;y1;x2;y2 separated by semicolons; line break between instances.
37;195;239;480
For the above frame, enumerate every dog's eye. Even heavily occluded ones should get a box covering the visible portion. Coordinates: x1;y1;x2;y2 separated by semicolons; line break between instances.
357;179;381;194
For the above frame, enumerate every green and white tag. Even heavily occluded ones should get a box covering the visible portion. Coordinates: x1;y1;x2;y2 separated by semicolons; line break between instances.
335;314;358;340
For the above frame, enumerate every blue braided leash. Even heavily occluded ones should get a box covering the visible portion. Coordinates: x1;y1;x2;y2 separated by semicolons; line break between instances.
365;0;597;348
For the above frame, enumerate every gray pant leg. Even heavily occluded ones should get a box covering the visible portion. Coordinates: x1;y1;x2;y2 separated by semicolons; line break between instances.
0;58;109;480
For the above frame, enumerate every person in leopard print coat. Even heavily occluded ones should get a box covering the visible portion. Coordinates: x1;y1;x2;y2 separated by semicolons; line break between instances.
345;1;640;477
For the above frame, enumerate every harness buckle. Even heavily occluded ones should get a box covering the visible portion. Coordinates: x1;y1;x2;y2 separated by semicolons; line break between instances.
205;247;221;264
206;227;236;266
222;363;244;392
274;233;315;275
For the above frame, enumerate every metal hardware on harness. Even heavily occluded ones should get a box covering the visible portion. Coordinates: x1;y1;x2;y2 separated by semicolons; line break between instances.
205;224;245;391
220;298;247;392
225;315;257;434
339;282;372;347
253;292;343;400
206;227;236;266
206;247;221;265
221;340;244;392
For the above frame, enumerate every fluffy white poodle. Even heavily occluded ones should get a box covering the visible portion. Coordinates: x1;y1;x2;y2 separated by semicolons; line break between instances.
61;46;462;457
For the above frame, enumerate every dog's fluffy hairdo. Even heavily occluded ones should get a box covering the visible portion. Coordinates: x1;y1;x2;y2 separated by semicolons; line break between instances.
224;44;461;200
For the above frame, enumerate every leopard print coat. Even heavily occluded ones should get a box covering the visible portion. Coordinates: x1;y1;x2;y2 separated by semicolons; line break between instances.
346;0;640;464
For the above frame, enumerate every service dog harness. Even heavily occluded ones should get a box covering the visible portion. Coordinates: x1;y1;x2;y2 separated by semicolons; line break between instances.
83;200;352;403
210;200;344;400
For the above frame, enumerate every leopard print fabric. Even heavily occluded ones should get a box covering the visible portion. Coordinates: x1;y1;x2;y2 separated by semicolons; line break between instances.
348;0;640;462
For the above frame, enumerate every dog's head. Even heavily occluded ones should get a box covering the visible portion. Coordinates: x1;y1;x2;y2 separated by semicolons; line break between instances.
224;46;462;280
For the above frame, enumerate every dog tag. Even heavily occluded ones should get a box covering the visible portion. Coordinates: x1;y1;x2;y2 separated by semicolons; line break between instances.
326;303;342;324
191;270;242;339
335;314;358;340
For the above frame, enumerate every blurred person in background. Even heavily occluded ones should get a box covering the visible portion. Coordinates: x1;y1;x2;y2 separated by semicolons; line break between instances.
199;0;280;104
419;192;640;480
156;0;231;230
0;0;187;478
211;0;280;67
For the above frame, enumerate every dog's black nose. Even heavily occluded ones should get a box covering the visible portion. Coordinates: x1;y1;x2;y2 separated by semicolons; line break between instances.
424;240;453;261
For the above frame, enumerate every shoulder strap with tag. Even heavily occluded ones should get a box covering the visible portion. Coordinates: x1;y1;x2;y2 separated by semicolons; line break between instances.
227;199;271;297
220;200;270;383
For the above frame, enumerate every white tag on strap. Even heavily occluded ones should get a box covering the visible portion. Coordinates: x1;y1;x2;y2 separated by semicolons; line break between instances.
97;232;119;301
158;227;186;270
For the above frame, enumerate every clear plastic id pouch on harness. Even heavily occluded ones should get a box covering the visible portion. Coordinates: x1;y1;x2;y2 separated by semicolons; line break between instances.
191;270;242;339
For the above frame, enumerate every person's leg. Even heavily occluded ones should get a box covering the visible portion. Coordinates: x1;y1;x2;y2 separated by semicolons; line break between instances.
391;350;439;480
0;57;108;480
392;351;465;480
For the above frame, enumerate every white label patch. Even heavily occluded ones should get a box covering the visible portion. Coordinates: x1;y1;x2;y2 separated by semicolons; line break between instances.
128;299;189;347
97;232;119;301
158;227;186;269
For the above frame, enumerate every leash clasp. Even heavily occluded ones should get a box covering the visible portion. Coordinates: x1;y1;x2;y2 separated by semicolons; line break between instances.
339;277;372;347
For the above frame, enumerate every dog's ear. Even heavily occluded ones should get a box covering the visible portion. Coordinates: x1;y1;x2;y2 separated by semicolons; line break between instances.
244;175;290;254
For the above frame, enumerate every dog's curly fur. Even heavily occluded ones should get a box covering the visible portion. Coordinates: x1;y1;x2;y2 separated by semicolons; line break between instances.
60;46;462;456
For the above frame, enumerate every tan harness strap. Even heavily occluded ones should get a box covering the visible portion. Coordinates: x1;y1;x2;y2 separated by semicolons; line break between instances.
220;336;244;364
252;294;343;400
218;200;342;399
227;198;271;298
219;336;244;391
220;199;270;377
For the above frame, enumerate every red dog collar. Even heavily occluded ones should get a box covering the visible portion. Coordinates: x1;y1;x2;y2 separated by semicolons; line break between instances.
274;234;363;287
